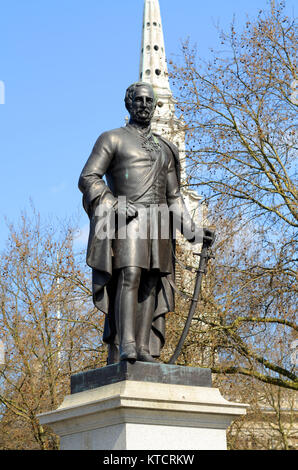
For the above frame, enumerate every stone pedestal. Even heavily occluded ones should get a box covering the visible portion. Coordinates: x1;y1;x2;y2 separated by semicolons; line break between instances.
38;362;248;450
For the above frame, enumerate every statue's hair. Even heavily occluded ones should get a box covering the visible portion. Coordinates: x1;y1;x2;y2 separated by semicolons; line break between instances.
124;82;157;112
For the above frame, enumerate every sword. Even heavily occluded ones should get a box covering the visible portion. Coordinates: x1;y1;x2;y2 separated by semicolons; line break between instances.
168;229;215;365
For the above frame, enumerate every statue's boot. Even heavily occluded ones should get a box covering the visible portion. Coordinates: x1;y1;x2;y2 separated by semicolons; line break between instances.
118;310;137;362
116;268;140;362
120;342;137;362
137;350;157;363
136;285;157;363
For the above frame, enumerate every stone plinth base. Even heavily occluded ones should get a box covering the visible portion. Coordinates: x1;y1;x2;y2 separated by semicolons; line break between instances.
38;362;248;450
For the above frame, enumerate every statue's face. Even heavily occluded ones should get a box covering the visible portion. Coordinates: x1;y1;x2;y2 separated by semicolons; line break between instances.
130;85;156;124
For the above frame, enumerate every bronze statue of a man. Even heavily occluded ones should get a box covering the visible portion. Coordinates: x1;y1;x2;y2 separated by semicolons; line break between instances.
79;82;211;364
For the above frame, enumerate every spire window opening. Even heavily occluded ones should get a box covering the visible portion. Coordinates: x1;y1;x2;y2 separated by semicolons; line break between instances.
146;45;151;51
145;69;151;76
155;69;161;76
154;45;159;51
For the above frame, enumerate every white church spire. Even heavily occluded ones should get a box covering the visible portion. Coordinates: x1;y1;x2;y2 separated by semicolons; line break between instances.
139;0;171;94
139;0;177;135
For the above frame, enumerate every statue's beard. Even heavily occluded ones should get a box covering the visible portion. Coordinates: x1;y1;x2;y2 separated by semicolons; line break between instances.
130;108;154;126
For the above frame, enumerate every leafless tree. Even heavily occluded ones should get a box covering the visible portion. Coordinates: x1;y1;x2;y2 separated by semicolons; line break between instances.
168;1;297;391
0;209;107;449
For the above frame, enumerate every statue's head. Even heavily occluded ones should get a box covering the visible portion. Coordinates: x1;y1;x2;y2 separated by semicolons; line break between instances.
125;82;157;124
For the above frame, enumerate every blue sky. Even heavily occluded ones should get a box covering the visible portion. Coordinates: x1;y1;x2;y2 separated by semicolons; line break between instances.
0;0;296;251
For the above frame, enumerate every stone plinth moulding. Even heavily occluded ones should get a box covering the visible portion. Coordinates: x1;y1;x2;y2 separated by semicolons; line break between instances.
38;362;248;450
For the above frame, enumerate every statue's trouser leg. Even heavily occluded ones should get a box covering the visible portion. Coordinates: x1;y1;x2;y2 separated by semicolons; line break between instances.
136;271;159;362
115;266;142;361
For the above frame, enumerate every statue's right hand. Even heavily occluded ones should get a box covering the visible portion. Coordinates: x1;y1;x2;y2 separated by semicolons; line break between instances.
115;201;138;219
126;202;138;218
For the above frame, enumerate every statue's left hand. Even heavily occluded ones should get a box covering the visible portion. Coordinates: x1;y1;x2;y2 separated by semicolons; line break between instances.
187;225;215;246
203;228;215;247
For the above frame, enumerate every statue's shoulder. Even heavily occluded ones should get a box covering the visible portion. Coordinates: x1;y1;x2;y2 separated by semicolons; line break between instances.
93;127;127;149
97;127;126;140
